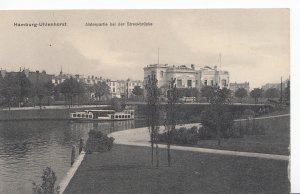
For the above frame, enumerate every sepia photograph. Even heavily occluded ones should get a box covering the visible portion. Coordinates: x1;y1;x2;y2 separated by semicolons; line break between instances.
0;9;291;194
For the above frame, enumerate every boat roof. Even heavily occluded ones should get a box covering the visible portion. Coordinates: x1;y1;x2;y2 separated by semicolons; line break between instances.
84;110;115;112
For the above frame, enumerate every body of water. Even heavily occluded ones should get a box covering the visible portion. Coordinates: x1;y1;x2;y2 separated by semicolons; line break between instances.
0;119;145;194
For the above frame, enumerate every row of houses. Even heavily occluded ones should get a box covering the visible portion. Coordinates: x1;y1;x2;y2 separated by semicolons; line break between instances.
0;68;143;99
3;64;271;99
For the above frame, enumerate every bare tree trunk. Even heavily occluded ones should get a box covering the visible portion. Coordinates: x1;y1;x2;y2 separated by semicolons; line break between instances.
39;97;42;110
47;96;50;106
33;96;36;107
151;129;154;166
155;143;159;168
150;128;154;166
167;137;171;166
217;125;221;146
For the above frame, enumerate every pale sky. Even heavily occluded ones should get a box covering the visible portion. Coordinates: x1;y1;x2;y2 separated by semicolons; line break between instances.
0;9;289;88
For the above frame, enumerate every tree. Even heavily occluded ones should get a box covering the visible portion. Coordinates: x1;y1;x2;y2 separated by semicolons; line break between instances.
165;78;178;166
35;83;48;109
211;87;232;104
0;73;3;102
93;81;110;101
32;167;59;194
200;86;214;102
145;74;160;167
284;80;290;102
250;88;263;104
264;87;280;100
235;88;248;103
132;86;144;100
1;74;19;109
44;81;54;106
59;77;84;107
111;97;126;112
16;72;31;106
204;86;233;145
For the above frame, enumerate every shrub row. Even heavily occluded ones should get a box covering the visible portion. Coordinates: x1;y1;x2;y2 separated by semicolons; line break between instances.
85;130;114;154
158;121;267;146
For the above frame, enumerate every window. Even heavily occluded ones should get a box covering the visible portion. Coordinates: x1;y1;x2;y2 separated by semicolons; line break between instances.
196;80;198;85
122;115;125;118
113;88;115;92
204;80;207;86
211;80;214;86
89;115;92;118
160;71;164;77
177;79;182;87
222;79;227;86
77;114;81;117
187;80;192;87
115;115;118;119
73;114;76;117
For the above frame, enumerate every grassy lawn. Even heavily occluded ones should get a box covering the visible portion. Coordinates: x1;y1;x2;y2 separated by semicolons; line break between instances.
195;115;290;155
65;144;289;194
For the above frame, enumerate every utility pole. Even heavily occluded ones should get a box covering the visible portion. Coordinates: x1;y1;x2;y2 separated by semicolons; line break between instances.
158;48;160;65
280;76;283;104
219;53;222;71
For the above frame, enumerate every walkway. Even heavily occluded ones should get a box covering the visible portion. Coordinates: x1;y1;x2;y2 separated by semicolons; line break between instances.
109;114;290;161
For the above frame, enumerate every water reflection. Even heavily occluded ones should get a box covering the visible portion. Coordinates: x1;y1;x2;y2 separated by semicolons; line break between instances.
0;119;138;194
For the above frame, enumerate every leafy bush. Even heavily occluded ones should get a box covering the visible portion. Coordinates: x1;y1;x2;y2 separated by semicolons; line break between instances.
243;109;255;118
85;130;114;154
158;126;199;145
200;108;235;138
198;126;216;139
32;167;59;194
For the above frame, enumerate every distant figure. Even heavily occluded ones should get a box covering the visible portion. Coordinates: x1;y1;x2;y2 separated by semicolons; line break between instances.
71;145;76;166
79;139;84;154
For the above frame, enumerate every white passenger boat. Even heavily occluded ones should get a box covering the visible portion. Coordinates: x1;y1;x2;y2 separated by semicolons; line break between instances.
70;109;135;121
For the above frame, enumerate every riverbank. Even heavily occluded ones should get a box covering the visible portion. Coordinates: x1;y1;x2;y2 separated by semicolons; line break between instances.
0;105;108;121
64;144;289;194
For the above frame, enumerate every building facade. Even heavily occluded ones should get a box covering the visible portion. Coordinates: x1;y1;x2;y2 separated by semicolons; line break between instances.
229;82;250;92
261;79;289;91
144;64;230;92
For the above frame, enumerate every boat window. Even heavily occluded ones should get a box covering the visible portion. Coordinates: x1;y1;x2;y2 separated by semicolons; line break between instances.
73;114;76;117
77;114;81;117
82;114;85;117
115;115;118;119
89;115;92;118
86;115;88;118
128;115;131;118
122;115;125;118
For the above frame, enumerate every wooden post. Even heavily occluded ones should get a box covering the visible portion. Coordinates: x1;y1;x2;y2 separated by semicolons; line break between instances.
79;139;84;154
71;145;76;166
